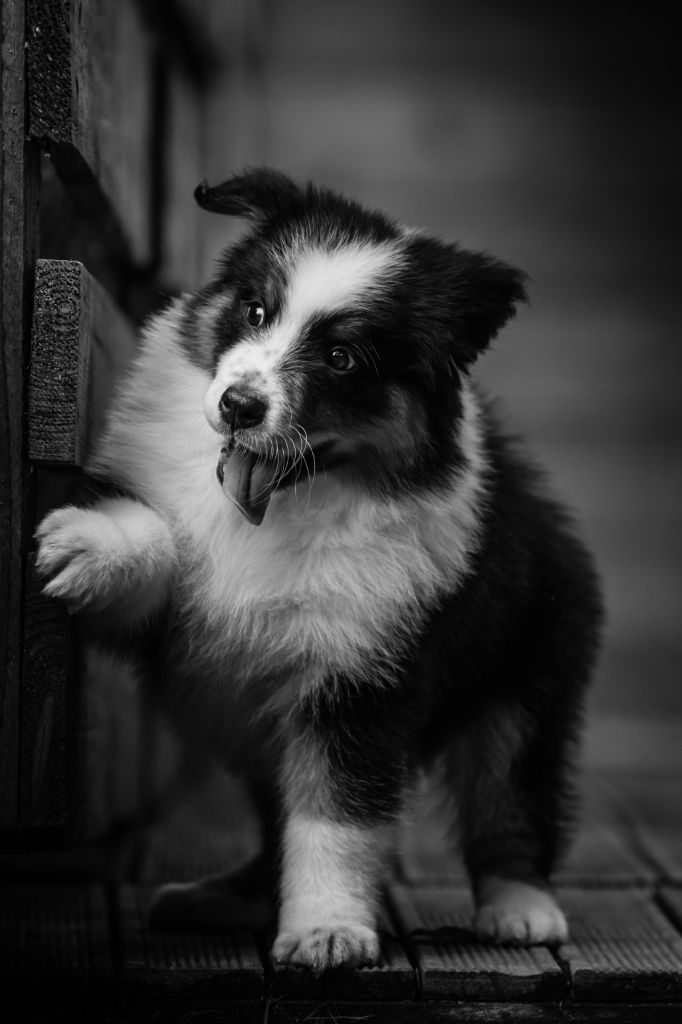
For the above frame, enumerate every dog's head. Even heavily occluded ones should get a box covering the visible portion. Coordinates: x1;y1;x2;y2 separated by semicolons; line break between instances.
188;169;526;523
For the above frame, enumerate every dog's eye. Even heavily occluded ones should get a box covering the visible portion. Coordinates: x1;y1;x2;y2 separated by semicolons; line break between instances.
243;301;266;328
327;347;357;372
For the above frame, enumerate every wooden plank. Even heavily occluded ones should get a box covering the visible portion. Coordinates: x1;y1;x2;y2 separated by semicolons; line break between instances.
28;0;155;264
28;260;91;464
21;567;151;845
25;260;139;842
19;554;74;838
0;0;40;836
400;822;655;889
270;907;416;1001
555;824;657;887
29;259;137;466
0;884;113;994
389;883;564;1001
118;885;264;998
558;889;682;1002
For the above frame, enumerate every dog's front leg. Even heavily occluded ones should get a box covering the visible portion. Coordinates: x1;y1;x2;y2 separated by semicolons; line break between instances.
273;684;413;973
35;497;175;624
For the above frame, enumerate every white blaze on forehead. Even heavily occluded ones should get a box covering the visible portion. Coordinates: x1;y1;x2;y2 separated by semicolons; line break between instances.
255;240;400;377
283;242;399;319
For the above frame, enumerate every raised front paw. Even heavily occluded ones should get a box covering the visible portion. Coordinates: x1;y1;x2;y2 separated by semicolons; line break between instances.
36;506;126;611
272;924;380;974
474;878;569;946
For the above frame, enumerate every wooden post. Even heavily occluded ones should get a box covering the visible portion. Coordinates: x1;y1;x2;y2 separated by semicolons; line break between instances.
0;0;40;835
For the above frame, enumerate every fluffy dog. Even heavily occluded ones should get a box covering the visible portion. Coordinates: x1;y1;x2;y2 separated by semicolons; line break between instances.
36;169;602;972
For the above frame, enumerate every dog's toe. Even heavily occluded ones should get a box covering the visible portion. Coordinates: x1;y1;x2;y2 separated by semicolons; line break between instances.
273;924;380;973
473;878;568;946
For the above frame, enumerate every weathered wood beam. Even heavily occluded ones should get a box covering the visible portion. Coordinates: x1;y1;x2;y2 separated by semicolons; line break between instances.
0;0;41;836
23;259;138;843
27;0;156;266
28;259;137;466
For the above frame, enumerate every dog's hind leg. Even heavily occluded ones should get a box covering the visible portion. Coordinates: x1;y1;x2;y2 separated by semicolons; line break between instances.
149;777;280;931
148;852;277;930
444;698;580;946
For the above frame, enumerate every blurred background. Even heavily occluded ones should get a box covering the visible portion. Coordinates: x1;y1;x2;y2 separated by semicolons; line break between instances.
194;0;681;768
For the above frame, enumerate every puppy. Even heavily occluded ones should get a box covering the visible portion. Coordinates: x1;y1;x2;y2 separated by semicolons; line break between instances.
36;169;602;972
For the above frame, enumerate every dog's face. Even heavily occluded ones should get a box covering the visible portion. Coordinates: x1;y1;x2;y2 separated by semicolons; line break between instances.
185;170;526;522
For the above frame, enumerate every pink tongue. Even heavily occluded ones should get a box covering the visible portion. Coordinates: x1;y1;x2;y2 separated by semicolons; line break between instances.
218;448;279;525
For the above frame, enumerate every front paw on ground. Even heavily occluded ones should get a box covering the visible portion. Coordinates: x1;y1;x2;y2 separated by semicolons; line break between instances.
474;901;569;946
273;924;380;973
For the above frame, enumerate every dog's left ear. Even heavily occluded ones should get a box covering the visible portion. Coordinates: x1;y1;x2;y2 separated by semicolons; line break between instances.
448;246;528;364
194;168;304;224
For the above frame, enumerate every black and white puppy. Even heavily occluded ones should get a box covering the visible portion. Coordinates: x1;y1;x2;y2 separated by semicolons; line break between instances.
36;169;602;972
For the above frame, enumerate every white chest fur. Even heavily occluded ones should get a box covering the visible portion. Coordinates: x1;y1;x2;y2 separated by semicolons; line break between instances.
91;303;486;689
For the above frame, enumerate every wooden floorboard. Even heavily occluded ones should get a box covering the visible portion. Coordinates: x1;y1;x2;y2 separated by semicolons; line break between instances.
118;885;264;999
399;821;657;888
557;889;682;1002
5;773;682;1020
389;883;565;1001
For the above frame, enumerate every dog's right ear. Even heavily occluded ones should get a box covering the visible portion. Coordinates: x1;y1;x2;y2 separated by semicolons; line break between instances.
194;168;305;223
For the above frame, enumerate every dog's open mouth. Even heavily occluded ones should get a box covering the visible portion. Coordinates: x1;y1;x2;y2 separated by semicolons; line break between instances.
217;437;341;525
216;445;283;525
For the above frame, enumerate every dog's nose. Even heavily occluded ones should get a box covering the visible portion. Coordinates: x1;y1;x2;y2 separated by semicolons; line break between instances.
219;387;268;430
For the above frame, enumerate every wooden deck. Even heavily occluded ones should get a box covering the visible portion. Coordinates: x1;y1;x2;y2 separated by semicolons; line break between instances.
3;767;682;1022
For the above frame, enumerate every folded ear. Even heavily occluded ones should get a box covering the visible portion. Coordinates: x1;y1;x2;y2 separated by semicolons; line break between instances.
449;246;528;363
194;168;304;223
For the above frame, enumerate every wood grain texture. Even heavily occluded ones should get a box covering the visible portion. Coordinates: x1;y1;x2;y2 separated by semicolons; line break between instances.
118;885;265;998
28;0;155;264
0;0;40;834
0;884;113;994
389;883;564;1000
558;889;682;1001
28;260;91;464
29;258;137;465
